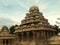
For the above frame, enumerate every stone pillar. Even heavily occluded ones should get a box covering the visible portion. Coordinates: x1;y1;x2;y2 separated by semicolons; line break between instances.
49;32;52;38
8;40;10;45
1;39;3;45
36;32;40;45
0;40;1;45
51;32;53;36
53;32;55;36
16;33;19;41
26;32;29;45
47;32;50;38
21;33;24;45
5;40;6;45
32;31;36;41
47;32;48;38
15;33;18;45
32;31;36;45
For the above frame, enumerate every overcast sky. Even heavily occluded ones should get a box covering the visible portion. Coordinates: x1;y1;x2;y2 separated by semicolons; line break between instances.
0;0;60;27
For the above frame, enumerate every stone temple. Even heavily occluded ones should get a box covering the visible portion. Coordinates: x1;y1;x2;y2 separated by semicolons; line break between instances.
0;6;59;45
14;6;56;45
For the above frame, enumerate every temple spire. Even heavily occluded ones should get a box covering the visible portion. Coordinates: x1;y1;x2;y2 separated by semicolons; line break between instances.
29;6;39;13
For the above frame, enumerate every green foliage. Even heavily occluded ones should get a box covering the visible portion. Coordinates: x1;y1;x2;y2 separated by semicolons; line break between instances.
10;25;18;34
54;25;59;34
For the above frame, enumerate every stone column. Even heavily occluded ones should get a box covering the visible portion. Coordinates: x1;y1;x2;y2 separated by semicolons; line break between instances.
32;31;36;45
26;32;29;45
49;32;52;38
5;40;6;45
21;33;24;45
36;32;40;40
47;32;48;38
1;39;3;45
8;40;10;45
36;32;40;45
0;40;1;45
50;32;52;38
33;31;36;40
53;32;55;36
16;33;19;41
15;33;18;45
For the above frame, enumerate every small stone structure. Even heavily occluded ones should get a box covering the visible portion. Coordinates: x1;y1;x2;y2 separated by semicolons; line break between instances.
0;26;15;45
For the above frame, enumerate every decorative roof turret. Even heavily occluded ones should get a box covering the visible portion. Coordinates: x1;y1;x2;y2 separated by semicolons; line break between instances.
29;6;39;13
0;26;14;39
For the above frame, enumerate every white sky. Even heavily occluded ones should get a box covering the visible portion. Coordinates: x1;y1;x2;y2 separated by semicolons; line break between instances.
0;0;60;27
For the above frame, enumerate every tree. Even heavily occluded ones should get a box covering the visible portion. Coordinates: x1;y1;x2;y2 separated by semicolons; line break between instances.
10;25;18;34
54;25;59;34
55;18;60;33
10;26;15;34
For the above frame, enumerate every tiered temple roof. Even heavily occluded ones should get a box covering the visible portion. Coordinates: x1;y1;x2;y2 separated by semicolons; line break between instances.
0;26;14;39
15;6;56;33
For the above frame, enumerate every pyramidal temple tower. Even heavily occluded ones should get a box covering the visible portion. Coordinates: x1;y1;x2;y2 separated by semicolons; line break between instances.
14;6;56;45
